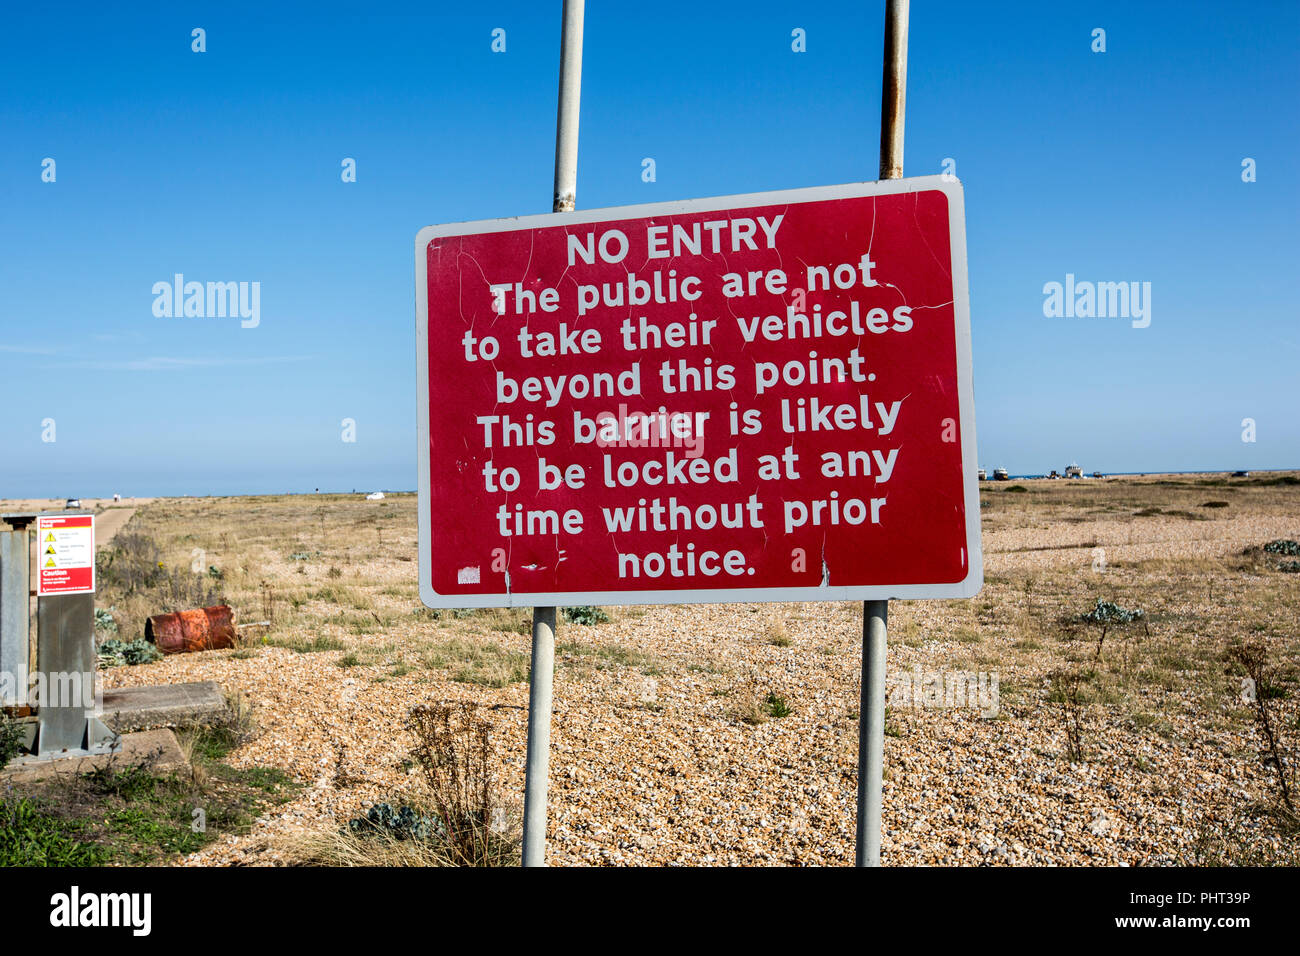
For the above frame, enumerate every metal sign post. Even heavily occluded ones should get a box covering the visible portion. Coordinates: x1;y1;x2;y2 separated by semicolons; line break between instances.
522;0;585;868
857;0;909;869
878;0;909;183
857;600;888;866
0;518;32;711
415;0;979;870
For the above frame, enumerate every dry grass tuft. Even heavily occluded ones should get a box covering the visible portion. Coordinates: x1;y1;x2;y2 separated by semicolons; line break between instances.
289;826;466;866
765;616;791;647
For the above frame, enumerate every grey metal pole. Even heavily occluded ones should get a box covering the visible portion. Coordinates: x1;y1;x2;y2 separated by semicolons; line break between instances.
551;0;584;214
522;0;584;868
856;601;888;866
0;523;31;709
522;604;557;866
856;0;908;870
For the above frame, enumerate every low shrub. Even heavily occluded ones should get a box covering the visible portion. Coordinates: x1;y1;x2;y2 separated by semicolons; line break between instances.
98;639;163;667
1079;599;1144;625
0;715;26;770
563;606;610;626
407;703;518;866
348;803;438;842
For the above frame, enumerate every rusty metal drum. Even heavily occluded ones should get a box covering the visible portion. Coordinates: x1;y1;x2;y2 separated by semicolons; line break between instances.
145;605;236;654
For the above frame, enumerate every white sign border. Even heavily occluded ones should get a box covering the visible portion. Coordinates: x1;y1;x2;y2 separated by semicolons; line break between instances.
415;175;982;608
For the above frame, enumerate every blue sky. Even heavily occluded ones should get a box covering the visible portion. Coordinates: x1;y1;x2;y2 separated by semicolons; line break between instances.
1;1;1296;497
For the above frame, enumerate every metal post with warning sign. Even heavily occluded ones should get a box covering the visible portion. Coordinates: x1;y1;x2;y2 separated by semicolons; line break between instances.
414;0;976;865
37;514;96;596
2;511;117;762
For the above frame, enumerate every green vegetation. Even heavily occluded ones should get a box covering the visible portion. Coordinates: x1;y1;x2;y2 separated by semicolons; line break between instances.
557;640;660;675
97;638;163;667
1;715;27;771
0;798;107;866
298;704;519;866
78;762;210;861
1079;599;1145;625
348;802;437;841
421;637;529;687
0;715;295;866
562;605;610;626
765;692;792;719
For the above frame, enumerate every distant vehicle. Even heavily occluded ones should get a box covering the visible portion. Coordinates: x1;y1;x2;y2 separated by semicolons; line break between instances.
365;491;385;500
63;498;81;509
1232;470;1250;478
977;468;987;481
993;467;1009;481
1092;471;1104;479
1064;463;1083;479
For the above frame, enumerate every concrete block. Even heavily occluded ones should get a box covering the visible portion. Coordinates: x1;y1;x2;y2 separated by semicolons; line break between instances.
101;680;228;733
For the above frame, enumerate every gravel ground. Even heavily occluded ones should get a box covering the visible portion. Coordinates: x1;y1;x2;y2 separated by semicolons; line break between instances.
82;475;1299;866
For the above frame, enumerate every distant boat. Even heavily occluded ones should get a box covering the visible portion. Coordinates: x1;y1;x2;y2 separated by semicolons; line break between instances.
1064;463;1083;478
977;468;987;481
993;467;1009;481
366;491;385;500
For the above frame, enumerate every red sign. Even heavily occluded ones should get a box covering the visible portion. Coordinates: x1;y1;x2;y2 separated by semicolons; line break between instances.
416;178;980;607
36;514;95;596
